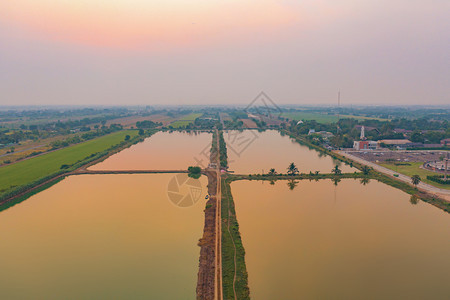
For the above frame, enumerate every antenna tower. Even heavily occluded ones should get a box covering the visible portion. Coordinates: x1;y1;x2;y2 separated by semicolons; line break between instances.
337;90;341;134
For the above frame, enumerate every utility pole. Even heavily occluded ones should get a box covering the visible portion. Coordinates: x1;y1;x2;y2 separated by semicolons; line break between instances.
445;153;449;181
337;90;341;134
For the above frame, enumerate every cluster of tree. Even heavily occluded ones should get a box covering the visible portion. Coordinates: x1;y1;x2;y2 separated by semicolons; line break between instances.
409;130;448;144
228;110;248;119
218;131;228;168
223;119;244;129
135;120;161;129
166;109;194;118
188;166;202;179
281;106;450;121
426;175;449;185
0;130;31;145
0;109;132;146
50;124;123;150
193;117;219;129
286;116;449;149
252;118;267;129
265;163;345;176
0;107;128;123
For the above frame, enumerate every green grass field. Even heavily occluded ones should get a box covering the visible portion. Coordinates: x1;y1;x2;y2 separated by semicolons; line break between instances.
0;130;137;195
381;162;450;190
282;112;388;123
169;113;203;128
339;114;388;121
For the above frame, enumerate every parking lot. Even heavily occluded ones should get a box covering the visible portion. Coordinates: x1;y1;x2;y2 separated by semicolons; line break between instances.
345;149;449;164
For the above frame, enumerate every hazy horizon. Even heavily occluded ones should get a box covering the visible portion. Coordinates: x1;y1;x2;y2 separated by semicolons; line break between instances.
1;0;449;106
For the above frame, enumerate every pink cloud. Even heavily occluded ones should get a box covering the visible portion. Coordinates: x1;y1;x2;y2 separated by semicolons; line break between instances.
2;0;300;49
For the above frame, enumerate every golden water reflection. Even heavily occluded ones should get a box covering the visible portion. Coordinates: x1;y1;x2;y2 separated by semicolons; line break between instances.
224;130;356;174
90;131;212;170
231;179;450;299
0;174;207;299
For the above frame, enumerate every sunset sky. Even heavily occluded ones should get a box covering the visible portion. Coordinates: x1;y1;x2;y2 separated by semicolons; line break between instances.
1;0;449;105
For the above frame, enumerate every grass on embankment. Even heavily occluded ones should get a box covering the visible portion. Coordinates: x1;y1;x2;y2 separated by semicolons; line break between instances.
230;172;364;181
0;130;138;196
381;162;450;190
169;113;203;128
0;177;65;213
222;178;250;300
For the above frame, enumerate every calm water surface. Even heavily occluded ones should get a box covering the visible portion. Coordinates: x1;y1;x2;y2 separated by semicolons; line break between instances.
91;131;212;170
224;130;355;174
231;179;450;299
0;174;207;299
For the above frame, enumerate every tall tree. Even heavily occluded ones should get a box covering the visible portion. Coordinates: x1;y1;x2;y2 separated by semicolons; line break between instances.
268;168;277;176
361;165;371;175
411;175;421;186
331;165;342;175
287;163;299;176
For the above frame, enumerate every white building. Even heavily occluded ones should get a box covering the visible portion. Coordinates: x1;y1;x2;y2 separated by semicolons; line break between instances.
353;140;378;150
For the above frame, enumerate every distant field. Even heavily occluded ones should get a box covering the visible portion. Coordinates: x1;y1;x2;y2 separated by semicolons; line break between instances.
219;112;232;122
241;119;257;128
282;112;338;123
282;112;388;123
381;162;450;190
0;130;137;195
0;113;110;128
169;113;203;128
106;114;174;128
339;114;389;121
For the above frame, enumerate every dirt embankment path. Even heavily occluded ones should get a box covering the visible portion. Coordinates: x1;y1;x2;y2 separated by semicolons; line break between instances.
197;129;223;300
196;170;218;300
214;130;223;300
215;170;222;300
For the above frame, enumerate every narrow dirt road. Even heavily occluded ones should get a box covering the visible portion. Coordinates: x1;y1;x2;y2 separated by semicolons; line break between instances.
214;129;223;300
197;128;223;300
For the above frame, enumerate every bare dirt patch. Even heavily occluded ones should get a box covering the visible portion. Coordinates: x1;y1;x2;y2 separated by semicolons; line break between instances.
240;119;257;128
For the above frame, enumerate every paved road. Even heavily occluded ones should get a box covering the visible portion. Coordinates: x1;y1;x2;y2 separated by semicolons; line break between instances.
337;151;450;201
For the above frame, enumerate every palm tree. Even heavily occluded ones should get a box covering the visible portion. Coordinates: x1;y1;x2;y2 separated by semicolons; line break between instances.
360;177;370;185
331;165;342;175
361;165;371;175
411;175;421;186
268;168;276;176
287;162;299;176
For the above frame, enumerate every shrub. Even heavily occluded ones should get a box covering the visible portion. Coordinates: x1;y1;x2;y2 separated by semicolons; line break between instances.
427;175;450;185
